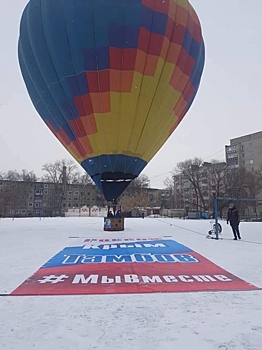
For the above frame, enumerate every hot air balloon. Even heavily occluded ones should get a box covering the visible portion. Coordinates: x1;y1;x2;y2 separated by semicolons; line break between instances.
18;0;205;202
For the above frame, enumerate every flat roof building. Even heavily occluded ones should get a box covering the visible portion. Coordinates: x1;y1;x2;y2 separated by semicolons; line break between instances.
225;131;262;172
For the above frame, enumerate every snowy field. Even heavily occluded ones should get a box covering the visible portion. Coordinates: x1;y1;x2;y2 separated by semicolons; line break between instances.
1;216;262;350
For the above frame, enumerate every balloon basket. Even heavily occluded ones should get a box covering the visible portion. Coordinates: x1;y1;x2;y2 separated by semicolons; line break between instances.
104;217;125;231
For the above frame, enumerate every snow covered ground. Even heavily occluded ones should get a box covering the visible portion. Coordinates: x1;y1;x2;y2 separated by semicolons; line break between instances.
0;216;262;350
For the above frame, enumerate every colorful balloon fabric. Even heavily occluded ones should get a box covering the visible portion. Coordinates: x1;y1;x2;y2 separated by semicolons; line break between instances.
18;0;205;201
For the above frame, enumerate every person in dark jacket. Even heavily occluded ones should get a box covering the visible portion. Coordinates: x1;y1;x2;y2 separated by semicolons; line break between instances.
115;210;122;218
227;203;241;240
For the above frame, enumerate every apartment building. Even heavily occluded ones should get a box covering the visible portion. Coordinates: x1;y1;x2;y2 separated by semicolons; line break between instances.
0;179;172;217
225;131;262;171
0;180;101;217
146;188;172;208
172;162;226;212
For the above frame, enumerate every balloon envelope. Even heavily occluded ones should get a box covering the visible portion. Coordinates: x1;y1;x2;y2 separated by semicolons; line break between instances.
18;0;205;201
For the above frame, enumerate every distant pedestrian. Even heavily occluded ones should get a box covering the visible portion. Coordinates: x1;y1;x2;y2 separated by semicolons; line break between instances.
227;203;241;240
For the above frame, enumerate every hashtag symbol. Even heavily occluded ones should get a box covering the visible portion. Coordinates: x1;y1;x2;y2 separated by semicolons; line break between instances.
37;275;69;284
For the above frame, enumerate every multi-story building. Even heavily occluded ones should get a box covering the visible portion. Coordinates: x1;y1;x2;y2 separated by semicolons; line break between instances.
172;162;226;213
61;183;102;212
0;178;172;217
145;188;172;208
225;131;262;218
225;131;262;171
0;180;102;218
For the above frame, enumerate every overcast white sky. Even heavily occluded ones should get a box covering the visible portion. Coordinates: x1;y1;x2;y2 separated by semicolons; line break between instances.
0;0;261;188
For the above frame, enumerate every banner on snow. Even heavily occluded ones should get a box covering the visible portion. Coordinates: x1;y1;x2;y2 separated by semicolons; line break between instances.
11;237;258;295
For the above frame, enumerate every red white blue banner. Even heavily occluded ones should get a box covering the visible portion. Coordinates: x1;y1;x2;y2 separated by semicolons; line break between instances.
11;238;258;295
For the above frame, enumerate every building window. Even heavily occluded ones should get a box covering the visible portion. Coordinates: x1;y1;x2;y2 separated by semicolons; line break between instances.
44;184;48;188
242;153;244;158
249;143;252;149
0;182;3;186
241;145;244;149
68;191;72;195
243;161;245;165
250;160;254;164
44;190;48;194
74;191;79;195
28;203;33;207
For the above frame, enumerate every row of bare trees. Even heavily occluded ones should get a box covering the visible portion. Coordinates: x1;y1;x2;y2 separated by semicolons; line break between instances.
164;157;262;217
0;159;152;217
3;156;262;218
0;159;93;185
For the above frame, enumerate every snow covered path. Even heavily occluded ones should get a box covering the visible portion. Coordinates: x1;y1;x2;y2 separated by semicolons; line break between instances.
1;217;262;350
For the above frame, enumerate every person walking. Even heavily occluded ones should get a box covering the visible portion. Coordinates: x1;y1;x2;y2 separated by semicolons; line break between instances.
227;203;241;240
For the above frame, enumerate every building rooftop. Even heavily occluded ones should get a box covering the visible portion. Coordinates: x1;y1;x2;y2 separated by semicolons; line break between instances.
230;131;262;144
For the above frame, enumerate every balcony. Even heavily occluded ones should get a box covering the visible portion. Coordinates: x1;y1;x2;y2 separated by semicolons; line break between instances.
35;190;43;196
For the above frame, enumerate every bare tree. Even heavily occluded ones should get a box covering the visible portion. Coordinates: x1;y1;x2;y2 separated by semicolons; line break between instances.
163;177;173;190
42;159;80;184
207;161;229;216
19;169;38;182
126;174;150;196
74;173;93;186
211;167;262;219
209;161;227;195
1;169;38;182
225;168;250;199
164;159;231;213
120;192;149;216
3;170;21;181
176;158;208;211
